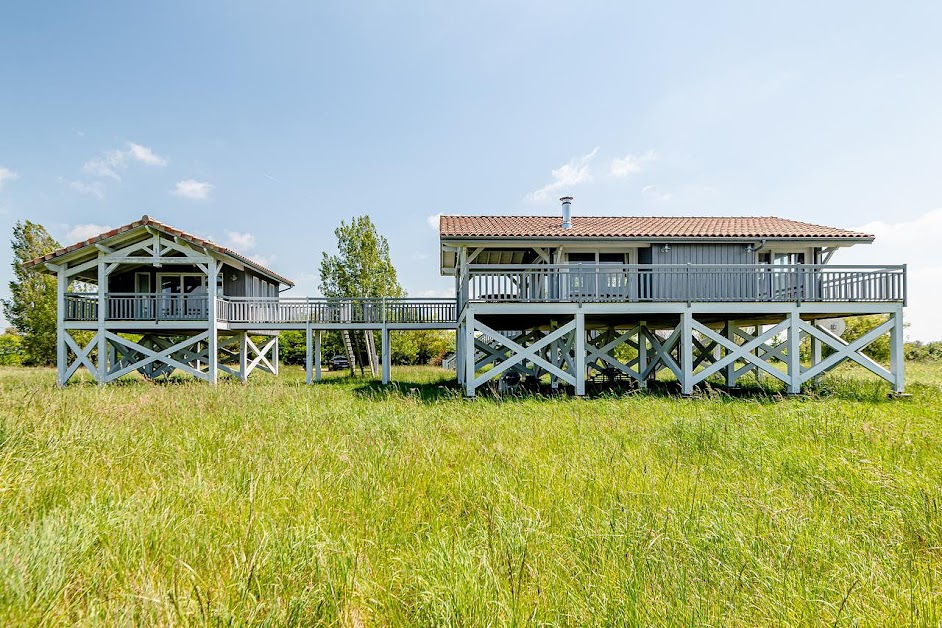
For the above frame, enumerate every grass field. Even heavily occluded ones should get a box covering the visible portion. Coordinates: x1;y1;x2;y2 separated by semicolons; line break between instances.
0;363;940;625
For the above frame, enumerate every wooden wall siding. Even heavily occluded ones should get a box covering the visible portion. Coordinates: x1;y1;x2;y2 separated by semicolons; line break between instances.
648;244;756;301
224;266;246;297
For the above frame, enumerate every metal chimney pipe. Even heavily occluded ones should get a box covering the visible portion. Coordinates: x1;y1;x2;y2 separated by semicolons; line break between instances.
560;196;573;229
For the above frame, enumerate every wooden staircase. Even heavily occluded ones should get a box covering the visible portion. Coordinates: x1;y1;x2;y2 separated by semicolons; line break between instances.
342;330;378;376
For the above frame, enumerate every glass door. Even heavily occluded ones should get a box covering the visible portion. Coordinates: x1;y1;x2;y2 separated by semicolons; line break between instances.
135;273;152;319
157;273;207;319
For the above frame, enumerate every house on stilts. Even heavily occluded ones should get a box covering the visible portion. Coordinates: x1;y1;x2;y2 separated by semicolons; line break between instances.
442;197;906;396
26;201;907;395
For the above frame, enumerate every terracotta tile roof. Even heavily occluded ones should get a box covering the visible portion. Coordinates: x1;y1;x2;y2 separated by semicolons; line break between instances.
24;215;294;286
439;215;873;240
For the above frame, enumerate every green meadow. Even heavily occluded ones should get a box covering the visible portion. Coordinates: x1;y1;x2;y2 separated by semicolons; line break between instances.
0;363;940;625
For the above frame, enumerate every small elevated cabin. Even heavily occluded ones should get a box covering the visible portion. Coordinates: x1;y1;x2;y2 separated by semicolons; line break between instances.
441;197;907;396
26;216;293;385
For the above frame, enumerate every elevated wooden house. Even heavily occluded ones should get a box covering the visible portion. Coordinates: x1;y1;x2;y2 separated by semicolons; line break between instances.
27;201;906;395
25;216;294;384
441;197;906;396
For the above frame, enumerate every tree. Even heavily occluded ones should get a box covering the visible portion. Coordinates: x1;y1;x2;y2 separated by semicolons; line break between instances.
2;221;60;365
319;216;404;299
0;328;24;366
391;329;455;365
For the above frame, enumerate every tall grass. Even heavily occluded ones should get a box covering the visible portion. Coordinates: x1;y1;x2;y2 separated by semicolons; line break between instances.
0;363;940;624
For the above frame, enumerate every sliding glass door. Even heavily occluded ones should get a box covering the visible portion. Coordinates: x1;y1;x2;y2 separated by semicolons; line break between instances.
157;273;207;319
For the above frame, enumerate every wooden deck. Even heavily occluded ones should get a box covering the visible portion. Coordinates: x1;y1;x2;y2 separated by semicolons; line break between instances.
63;264;906;331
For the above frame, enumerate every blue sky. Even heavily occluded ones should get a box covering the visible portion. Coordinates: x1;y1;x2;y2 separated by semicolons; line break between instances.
1;1;940;339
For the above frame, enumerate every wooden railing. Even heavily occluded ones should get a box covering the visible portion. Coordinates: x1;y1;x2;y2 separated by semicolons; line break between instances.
217;297;457;325
65;293;210;322
66;294;457;324
63;264;905;325
462;264;907;305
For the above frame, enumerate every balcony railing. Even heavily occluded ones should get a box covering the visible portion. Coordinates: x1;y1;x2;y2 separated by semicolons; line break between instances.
217;297;457;325
462;263;907;304
65;293;209;322
62;264;905;325
65;294;458;325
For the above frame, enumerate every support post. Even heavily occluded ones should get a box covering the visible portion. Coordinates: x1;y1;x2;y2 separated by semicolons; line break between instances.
315;330;322;382
56;266;67;386
788;310;801;395
455;323;464;386
97;254;107;385
575;311;586;396
724;320;737;388
890;307;905;393
810;319;821;382
465;310;476;397
382;327;391;384
681;310;693;395
207;257;218;384
305;324;313;384
239;332;248;383
273;334;279;376
638;321;648;389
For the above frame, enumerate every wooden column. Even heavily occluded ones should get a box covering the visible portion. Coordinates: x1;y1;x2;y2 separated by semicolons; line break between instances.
890;307;905;393
465;310;476;397
239;332;248;383
315;331;322;382
681;310;693;395
207;257;218;384
575;311;586;396
381;327;391;384
455;324;464;385
724;320;736;388
305;323;313;384
97;254;107;385
788;310;801;395
55;265;67;386
638;321;648;389
810;319;821;382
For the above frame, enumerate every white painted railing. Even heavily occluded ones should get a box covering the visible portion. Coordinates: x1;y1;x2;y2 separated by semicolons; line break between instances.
65;292;209;321
66;294;458;324
63;263;905;324
462;264;906;305
217;297;458;325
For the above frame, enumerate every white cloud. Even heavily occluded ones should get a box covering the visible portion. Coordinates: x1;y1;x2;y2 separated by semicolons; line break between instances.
528;147;599;202
66;223;112;243
83;142;167;180
835;208;942;342
69;180;105;199
427;213;442;230
610;150;656;177
0;166;20;188
225;230;256;251
172;179;213;200
641;184;672;202
127;142;167;166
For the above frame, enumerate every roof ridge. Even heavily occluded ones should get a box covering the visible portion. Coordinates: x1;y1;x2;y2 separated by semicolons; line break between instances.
23;216;295;286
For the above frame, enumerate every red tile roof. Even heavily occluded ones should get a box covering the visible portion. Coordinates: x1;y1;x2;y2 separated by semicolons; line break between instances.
439;215;873;240
24;215;294;286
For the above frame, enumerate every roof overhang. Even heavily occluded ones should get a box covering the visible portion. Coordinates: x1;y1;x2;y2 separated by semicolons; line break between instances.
25;216;295;286
438;235;875;274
